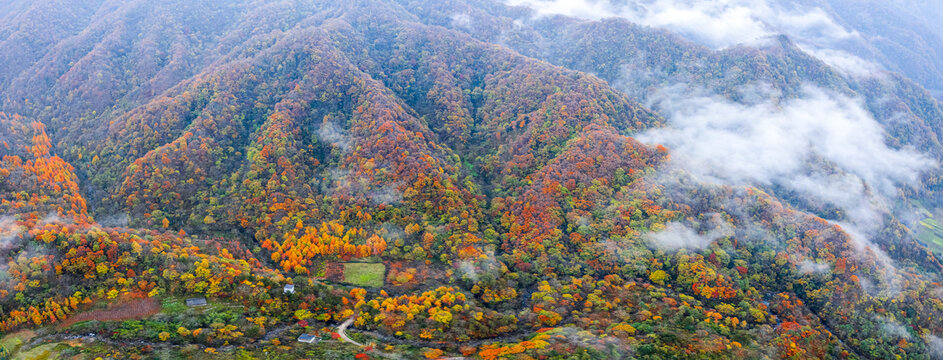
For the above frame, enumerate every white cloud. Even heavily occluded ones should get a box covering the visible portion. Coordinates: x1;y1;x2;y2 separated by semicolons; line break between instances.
797;259;830;274
368;184;402;205
507;0;616;21
0;216;23;248
318;121;351;151
786;173;884;229
97;213;129;228
39;212;70;227
878;317;913;339
839;223;902;295
451;13;473;30
798;45;882;78
644;217;733;251
507;0;879;76
924;334;943;359
645;222;709;251
636;84;934;294
507;0;854;47
636;85;934;198
456;249;501;281
324;167;403;205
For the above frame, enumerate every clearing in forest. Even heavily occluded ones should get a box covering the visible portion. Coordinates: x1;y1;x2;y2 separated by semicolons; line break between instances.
343;263;386;287
58;297;161;329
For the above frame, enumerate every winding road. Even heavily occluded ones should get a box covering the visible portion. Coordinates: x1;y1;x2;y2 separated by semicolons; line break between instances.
336;314;364;347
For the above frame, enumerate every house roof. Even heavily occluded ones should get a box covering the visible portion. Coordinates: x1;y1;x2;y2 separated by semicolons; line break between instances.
185;297;208;306
297;334;318;343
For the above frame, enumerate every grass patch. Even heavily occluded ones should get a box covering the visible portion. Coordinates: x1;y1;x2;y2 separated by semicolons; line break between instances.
0;331;32;356
343;262;385;287
12;343;61;360
161;297;189;314
919;218;943;252
909;200;943;254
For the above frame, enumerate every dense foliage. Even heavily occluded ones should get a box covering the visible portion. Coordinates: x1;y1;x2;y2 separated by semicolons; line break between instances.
1;0;943;359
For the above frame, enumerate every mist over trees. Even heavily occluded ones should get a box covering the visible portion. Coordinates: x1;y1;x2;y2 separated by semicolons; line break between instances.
0;0;942;359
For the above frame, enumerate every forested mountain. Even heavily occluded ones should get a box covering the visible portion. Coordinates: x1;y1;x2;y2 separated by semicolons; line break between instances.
0;0;942;359
795;0;943;98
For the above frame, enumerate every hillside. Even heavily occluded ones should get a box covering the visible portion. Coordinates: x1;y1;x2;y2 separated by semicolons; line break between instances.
1;0;943;359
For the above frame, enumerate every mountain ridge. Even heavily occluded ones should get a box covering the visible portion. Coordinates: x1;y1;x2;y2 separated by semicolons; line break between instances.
1;0;942;358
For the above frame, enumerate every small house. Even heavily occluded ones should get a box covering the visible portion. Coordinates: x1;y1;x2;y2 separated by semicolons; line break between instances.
297;334;318;344
284;284;295;294
186;297;208;307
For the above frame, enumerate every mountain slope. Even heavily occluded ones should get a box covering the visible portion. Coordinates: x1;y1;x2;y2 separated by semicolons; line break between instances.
1;0;943;359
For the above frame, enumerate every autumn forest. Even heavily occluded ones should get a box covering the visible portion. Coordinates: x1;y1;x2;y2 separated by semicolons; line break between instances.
1;0;943;359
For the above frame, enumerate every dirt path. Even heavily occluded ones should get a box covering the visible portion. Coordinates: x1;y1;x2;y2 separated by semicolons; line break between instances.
336;314;364;347
334;315;413;360
58;297;161;329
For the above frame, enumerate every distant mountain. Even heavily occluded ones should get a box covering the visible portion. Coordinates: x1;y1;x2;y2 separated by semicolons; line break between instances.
798;0;943;98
